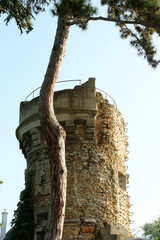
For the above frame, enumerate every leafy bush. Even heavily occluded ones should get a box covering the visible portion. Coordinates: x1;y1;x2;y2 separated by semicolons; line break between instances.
6;170;35;240
142;216;160;240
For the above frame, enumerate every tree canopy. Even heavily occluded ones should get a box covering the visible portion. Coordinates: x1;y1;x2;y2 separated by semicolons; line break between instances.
142;216;160;240
2;0;160;66
53;0;160;67
0;0;50;33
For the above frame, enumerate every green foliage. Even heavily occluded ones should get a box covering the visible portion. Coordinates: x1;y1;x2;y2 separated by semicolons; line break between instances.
100;0;160;67
54;0;97;28
142;216;160;240
0;0;32;33
0;181;3;184
0;0;50;33
2;0;160;67
51;0;160;67
6;170;35;240
55;0;97;18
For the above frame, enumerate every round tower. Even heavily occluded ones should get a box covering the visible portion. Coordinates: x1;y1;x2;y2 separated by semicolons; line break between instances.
16;78;131;240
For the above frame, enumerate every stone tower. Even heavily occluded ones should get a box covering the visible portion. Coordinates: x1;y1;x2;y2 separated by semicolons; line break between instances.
16;78;131;240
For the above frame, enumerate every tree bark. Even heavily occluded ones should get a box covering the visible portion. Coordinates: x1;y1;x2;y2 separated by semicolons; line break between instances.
39;17;69;240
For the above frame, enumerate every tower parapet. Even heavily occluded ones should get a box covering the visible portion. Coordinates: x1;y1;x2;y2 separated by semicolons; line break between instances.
16;78;131;240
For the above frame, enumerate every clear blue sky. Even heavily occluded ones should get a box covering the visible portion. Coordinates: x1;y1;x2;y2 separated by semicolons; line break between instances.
1;3;160;236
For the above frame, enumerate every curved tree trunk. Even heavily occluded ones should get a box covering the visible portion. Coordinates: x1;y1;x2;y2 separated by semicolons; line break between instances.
39;17;69;240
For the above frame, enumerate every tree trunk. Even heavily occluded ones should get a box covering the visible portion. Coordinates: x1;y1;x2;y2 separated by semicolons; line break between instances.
39;17;69;240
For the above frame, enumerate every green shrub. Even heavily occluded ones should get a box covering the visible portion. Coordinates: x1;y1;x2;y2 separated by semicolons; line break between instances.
7;170;35;240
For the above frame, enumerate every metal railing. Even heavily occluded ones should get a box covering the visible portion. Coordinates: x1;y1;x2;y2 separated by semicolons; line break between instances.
25;79;81;101
96;87;117;108
24;80;117;108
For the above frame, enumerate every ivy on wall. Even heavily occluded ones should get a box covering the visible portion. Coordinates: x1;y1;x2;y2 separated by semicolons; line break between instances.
6;170;35;240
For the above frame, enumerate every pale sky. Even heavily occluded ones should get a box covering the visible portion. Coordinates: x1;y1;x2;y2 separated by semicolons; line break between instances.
1;3;160;236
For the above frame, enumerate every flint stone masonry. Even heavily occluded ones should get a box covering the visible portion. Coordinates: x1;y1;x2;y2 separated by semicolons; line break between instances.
16;78;131;240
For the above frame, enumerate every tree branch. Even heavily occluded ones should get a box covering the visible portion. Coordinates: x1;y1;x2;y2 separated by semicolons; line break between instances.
68;15;142;26
89;16;140;25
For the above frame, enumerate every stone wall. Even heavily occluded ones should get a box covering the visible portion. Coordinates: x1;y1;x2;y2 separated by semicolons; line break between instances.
95;93;130;232
16;78;131;240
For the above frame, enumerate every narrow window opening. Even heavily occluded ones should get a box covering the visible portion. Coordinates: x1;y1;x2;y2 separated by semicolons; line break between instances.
118;172;126;191
74;119;86;140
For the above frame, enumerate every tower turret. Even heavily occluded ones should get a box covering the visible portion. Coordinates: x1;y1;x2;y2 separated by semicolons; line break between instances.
16;78;131;240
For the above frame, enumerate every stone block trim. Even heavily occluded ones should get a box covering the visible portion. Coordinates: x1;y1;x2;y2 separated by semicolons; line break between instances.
16;78;131;240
